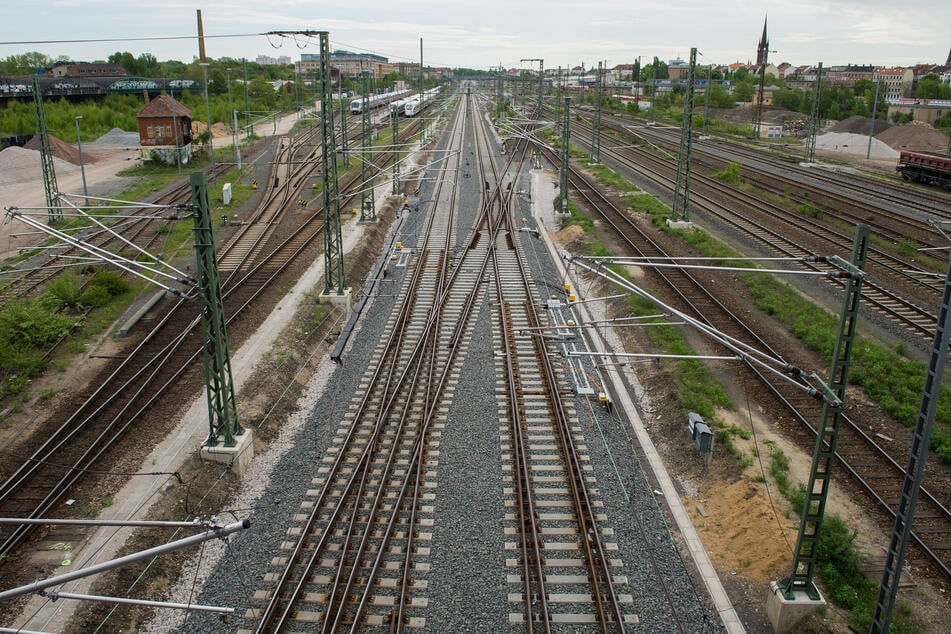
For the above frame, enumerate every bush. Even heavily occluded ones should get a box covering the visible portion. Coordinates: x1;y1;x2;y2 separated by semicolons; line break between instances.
43;272;84;311
816;516;874;610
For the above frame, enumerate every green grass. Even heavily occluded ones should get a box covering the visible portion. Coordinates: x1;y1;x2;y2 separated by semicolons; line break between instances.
580;159;951;464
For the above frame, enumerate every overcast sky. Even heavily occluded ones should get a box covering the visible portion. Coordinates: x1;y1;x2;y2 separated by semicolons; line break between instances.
2;1;949;71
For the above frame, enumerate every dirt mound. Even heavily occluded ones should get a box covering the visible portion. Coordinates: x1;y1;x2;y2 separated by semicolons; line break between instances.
24;134;83;165
831;115;892;135
191;120;230;139
876;121;950;153
0;145;79;186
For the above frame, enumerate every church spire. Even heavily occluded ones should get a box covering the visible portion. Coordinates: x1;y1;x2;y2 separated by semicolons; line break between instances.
757;16;769;67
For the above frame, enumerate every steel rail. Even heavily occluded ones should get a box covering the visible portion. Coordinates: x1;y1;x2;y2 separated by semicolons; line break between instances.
545;145;951;579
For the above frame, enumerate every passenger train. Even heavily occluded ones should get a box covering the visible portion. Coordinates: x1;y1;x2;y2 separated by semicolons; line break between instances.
349;89;410;115
404;88;441;117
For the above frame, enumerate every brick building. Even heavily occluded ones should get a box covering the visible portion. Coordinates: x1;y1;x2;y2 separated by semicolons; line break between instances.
136;95;193;164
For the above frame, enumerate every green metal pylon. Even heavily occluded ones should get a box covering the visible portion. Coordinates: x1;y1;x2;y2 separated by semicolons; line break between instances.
391;111;400;196
870;252;951;633
317;31;346;295
590;61;603;164
339;85;349;168
32;75;60;224
559;97;571;215
806;62;823;163
672;48;697;222
360;72;376;222
781;224;869;600
191;172;242;447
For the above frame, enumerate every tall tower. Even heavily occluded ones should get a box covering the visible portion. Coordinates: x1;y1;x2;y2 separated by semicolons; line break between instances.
946;46;951;65
753;16;770;137
757;17;769;67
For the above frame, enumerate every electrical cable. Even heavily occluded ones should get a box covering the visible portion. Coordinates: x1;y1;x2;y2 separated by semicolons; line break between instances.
745;387;795;555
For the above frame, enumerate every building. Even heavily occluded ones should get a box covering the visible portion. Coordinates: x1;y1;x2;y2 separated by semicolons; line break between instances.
256;55;291;66
824;64;875;88
50;62;126;78
136;94;192;164
297;51;395;81
874;67;914;100
668;58;689;80
887;99;951;125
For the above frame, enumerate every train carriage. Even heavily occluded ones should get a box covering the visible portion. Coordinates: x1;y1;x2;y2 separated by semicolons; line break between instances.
897;150;951;190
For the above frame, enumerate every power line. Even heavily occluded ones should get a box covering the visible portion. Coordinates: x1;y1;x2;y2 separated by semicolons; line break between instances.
0;33;262;46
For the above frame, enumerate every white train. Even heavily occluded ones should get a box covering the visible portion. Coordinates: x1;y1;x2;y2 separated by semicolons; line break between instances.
404;87;440;117
349;89;410;115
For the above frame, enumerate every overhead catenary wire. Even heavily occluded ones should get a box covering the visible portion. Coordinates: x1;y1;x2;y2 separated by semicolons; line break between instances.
567;254;833;402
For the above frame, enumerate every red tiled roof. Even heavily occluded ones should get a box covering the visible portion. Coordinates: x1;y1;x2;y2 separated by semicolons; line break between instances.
137;94;191;119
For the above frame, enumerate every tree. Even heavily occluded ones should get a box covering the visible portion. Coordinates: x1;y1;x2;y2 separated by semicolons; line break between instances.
733;79;754;102
0;52;62;74
917;74;951;99
733;66;751;82
854;79;874;97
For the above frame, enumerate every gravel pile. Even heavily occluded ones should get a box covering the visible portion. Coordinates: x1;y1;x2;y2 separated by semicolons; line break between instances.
814;131;898;159
23;133;83;164
90;127;140;147
830;115;892;135
876;122;951;153
0;145;78;186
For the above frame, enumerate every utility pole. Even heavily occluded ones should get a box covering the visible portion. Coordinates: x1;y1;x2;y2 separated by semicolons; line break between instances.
870;252;951;633
806;62;823;163
243;58;251;138
197;10;215;182
649;57;658;122
32;74;60;224
703;64;713;134
591;61;603;164
779;225;869;601
559;96;571;214
520;58;544;118
338;69;349;168
360;71;376;222
672;48;697;222
866;78;881;160
315;31;346;296
74;115;88;201
419;37;424;94
191;172;242;448
391;109;400;195
227;68;240;168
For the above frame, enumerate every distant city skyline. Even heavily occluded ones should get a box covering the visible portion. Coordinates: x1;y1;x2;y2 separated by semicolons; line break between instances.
1;2;949;72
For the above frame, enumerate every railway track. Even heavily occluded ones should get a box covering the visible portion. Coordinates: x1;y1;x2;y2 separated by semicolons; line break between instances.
0;108;428;561
566;119;944;343
251;88;644;632
538;142;951;580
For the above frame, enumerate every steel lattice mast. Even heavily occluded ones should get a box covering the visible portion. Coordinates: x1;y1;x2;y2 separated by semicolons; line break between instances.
360;71;376;222
590;61;603;164
672;48;697;222
559;96;571;215
871;252;951;633
317;31;345;295
191;172;242;447
391;108;400;195
781;225;869;600
32;75;61;224
806;63;823;163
